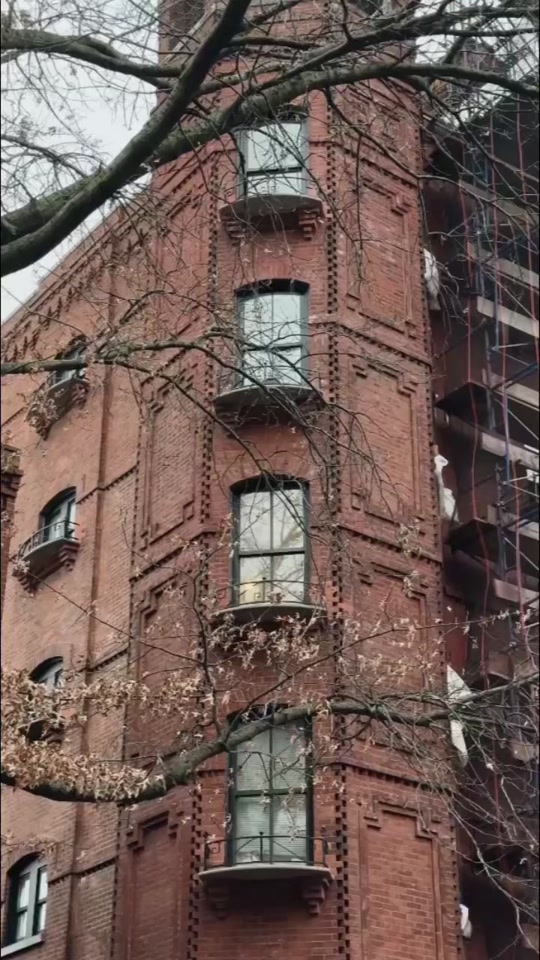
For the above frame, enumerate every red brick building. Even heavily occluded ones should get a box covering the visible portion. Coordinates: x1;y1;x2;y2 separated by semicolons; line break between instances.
1;10;538;960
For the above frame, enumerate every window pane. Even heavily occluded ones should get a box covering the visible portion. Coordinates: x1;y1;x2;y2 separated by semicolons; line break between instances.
239;491;271;552
272;725;306;790
242;349;276;386
271;294;302;345
272;795;307;861
66;498;76;535
48;519;64;540
244;123;304;173
241;297;274;346
35;661;63;689
244;124;303;174
236;730;271;790
280;122;305;157
272;348;304;384
44;667;62;691
15;910;28;941
234;797;271;863
234;797;270;863
246;171;305;197
16;875;30;909
243;348;303;386
238;555;275;603
37;867;48;901
35;901;47;933
45;504;65;540
271;553;306;602
240;292;304;385
272;488;304;551
244;128;276;172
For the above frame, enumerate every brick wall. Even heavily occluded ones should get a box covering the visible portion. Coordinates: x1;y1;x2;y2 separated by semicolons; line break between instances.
1;78;464;960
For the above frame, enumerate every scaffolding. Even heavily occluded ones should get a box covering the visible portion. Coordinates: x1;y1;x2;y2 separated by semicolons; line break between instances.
461;137;539;620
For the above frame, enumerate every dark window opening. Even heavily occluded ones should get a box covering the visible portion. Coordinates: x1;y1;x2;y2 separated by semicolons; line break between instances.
4;858;47;947
39;490;76;544
31;658;64;691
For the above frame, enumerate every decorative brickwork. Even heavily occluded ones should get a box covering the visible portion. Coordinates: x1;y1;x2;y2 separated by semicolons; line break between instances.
0;81;466;960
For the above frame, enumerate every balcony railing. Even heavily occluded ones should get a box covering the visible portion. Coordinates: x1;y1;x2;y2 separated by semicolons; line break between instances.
18;518;77;560
27;371;88;437
202;833;330;872
14;519;79;590
213;355;322;423
200;832;333;914
235;576;308;606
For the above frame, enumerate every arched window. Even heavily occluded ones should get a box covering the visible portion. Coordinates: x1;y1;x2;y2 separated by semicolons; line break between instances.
236;282;308;387
232;477;309;605
4;857;47;948
39;489;76;543
238;114;307;198
31;658;63;691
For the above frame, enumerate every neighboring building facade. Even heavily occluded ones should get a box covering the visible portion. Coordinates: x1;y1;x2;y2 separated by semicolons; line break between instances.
1;8;538;960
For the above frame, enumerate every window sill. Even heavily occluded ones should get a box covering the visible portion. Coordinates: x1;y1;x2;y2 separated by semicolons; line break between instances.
220;194;324;244
199;861;332;883
199;862;332;917
215;601;324;628
1;934;44;957
214;382;323;424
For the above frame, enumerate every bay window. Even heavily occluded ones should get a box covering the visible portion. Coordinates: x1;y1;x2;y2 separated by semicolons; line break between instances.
230;721;309;864
239;117;307;198
238;284;307;387
233;480;308;605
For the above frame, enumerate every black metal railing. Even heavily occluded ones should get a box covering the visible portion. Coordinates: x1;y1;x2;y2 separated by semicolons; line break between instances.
202;833;330;871
18;518;77;559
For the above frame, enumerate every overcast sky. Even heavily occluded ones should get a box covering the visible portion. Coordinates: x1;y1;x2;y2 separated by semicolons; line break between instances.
1;0;154;323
